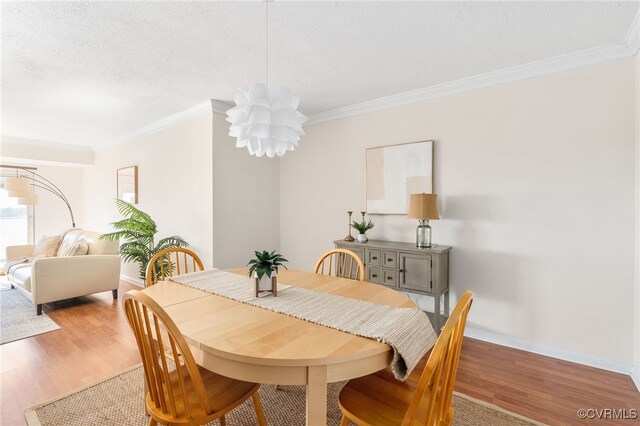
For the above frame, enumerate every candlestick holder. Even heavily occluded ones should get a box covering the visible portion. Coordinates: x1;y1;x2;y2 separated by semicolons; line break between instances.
344;211;355;241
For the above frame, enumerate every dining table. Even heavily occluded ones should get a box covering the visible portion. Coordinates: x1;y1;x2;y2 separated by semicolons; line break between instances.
141;268;417;426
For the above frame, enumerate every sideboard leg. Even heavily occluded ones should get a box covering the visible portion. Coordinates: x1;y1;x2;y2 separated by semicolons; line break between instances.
434;293;441;333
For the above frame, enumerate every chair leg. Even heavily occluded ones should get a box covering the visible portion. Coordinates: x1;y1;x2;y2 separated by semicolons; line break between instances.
252;392;267;426
112;289;118;299
340;415;350;426
274;384;281;391
219;415;226;426
148;418;157;426
36;304;42;315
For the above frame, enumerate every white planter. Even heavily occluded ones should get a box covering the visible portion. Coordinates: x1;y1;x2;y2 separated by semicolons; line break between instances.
258;273;275;291
252;271;277;294
357;233;368;243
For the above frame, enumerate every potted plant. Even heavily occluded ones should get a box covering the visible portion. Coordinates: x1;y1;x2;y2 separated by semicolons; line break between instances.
248;250;288;296
352;219;374;243
101;199;189;281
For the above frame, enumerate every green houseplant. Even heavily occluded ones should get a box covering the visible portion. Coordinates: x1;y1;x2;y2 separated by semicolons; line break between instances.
352;219;374;243
101;199;189;281
248;250;288;280
248;250;288;295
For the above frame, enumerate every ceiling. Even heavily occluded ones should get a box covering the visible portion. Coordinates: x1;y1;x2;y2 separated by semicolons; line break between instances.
2;1;639;149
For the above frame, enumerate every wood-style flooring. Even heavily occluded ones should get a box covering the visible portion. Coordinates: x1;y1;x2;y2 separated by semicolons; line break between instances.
1;280;638;426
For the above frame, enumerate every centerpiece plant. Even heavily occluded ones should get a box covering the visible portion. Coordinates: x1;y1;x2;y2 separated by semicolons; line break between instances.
248;250;288;295
248;250;288;280
101;199;189;281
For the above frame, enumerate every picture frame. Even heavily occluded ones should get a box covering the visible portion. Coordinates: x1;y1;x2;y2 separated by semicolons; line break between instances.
117;166;138;204
366;140;434;214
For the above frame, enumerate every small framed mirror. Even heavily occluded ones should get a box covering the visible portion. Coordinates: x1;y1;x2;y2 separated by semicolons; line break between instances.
117;166;138;204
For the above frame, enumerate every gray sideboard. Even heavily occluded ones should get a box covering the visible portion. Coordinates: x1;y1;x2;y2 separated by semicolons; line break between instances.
334;239;451;332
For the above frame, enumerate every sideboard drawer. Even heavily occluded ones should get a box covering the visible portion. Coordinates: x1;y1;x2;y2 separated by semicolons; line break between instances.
382;251;397;268
383;270;397;287
366;249;381;266
367;267;382;284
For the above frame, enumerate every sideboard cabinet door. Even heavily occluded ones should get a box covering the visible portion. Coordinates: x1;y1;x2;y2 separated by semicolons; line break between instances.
399;253;432;294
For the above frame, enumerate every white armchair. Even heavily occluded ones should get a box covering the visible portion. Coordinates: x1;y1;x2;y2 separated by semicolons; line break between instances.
4;229;121;315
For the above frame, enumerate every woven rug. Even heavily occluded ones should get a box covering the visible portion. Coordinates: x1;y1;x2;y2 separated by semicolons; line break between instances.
25;365;547;426
170;269;437;380
0;287;60;345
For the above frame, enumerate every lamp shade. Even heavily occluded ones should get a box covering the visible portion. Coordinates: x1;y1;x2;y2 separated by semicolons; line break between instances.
407;193;439;220
7;189;32;197
17;194;39;205
4;177;29;192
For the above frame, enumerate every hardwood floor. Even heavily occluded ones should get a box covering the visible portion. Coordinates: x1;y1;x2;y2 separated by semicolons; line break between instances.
1;280;638;426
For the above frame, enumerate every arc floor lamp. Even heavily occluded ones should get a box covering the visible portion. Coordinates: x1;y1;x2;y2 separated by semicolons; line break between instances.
1;165;76;228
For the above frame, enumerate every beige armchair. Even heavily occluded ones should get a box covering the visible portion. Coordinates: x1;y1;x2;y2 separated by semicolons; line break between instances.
5;229;121;315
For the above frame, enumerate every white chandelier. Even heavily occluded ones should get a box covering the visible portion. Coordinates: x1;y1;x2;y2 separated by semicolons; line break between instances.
226;83;307;158
225;1;307;158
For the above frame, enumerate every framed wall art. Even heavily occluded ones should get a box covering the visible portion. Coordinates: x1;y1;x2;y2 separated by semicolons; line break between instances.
117;166;138;204
366;140;433;214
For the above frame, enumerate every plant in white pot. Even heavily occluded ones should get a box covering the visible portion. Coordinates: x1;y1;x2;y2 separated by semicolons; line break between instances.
248;250;288;296
352;219;374;243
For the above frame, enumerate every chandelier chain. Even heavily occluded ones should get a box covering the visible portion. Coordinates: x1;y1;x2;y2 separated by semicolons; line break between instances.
265;0;269;87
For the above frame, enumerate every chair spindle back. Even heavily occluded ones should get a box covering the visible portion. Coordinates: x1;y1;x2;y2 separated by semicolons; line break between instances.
123;290;211;421
314;249;365;281
146;247;204;287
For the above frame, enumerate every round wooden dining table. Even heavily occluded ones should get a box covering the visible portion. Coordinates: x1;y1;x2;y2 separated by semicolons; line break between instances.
141;268;417;426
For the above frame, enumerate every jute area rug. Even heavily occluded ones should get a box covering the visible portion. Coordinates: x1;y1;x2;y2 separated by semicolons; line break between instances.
26;365;547;426
0;286;60;345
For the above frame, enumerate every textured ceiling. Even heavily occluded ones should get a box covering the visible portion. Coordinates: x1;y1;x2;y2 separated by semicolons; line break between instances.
2;1;638;148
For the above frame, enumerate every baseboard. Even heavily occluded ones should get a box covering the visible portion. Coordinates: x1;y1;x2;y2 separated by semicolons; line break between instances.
465;326;634;376
120;274;144;288
632;366;640;392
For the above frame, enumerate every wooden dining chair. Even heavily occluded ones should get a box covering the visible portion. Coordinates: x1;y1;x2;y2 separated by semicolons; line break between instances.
338;290;475;426
314;248;365;281
145;247;204;287
123;290;267;426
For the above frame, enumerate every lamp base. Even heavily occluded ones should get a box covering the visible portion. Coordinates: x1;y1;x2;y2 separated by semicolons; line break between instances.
416;220;432;248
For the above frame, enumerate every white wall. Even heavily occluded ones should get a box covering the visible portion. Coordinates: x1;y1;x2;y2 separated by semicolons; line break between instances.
634;52;640;389
81;110;280;282
83;113;214;282
280;57;636;368
211;112;280;268
33;164;84;238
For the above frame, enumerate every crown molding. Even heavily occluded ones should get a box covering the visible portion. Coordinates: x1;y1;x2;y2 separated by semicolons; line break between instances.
211;99;232;114
306;38;638;126
105;100;213;148
1;135;93;153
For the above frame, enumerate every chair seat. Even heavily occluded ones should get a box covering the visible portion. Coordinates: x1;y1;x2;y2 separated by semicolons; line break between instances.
339;368;418;426
148;365;259;425
339;367;454;426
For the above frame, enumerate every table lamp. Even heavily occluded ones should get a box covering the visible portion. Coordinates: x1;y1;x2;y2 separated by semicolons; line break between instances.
407;193;439;248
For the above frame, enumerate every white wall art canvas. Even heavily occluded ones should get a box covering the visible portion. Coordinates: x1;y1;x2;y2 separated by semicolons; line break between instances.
366;141;433;214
